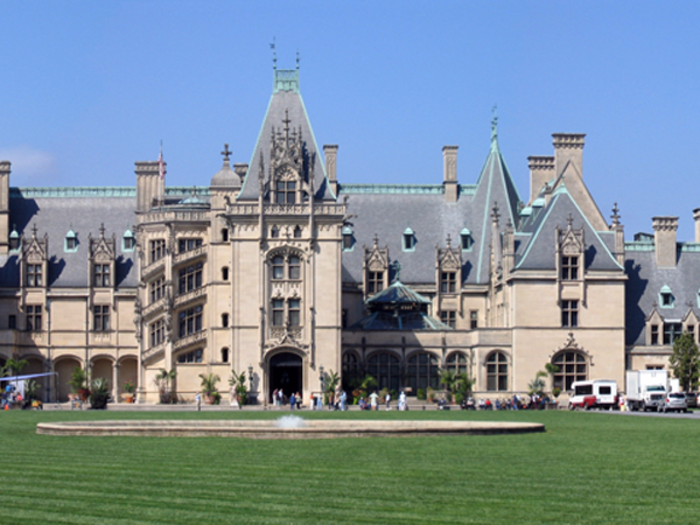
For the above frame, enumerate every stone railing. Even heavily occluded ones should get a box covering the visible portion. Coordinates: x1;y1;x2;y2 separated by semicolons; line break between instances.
173;330;206;351
141;258;165;280
173;245;207;266
143;296;167;319
173;287;206;309
140;210;209;225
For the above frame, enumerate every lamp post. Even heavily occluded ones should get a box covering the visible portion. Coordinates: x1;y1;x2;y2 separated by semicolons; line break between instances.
248;365;254;404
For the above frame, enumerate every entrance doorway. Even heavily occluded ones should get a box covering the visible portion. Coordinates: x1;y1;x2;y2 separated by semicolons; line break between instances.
269;352;302;403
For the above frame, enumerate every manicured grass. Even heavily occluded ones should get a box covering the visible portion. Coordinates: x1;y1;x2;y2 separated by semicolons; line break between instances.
1;409;699;524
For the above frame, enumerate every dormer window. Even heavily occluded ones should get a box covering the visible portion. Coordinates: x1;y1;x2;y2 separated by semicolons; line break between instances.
27;264;42;287
659;285;674;308
342;226;354;251
460;228;473;251
403;227;416;252
276;180;296;204
561;255;579;280
65;229;78;253
9;227;19;252
122;230;135;252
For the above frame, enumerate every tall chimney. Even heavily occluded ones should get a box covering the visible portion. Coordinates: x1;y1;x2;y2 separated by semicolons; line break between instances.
442;145;458;202
652;216;678;267
552;133;585;179
527;156;554;204
135;161;162;213
0;161;9;254
694;208;700;243
323;145;338;196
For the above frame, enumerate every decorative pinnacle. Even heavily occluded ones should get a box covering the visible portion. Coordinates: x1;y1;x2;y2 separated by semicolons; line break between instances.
491;201;500;224
296;50;300;70
221;144;232;162
99;223;106;238
446;234;451;248
567;213;574;228
31;224;38;238
282;109;291;141
611;203;621;226
373;233;379;248
491;104;498;144
270;38;277;70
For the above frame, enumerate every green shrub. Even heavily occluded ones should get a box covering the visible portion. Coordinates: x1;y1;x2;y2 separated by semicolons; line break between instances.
417;388;426;400
89;378;110;410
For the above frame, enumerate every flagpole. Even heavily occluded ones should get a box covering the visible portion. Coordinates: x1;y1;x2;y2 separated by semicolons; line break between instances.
158;141;165;207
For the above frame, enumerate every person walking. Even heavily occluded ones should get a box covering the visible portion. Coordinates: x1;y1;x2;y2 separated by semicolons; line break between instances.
290;392;296;410
369;390;379;411
195;392;201;412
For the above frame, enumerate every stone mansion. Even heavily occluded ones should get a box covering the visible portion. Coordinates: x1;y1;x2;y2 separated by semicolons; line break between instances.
1;67;696;403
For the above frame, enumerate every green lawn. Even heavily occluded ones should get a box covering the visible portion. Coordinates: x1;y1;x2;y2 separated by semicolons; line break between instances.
1;409;698;524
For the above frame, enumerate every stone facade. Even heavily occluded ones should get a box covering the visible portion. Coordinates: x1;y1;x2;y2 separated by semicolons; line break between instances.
0;67;696;404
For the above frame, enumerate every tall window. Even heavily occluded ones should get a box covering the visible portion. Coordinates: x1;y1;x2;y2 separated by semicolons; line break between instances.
445;352;468;375
470;310;478;329
407;352;440;392
440;311;456;328
150;277;166;303
178;238;202;253
94;264;110;287
288;299;301;326
440;271;457;293
221;347;229;363
27;264;42;287
561;255;579;280
221;229;229;242
293;226;302;238
222;267;229;281
663;323;683;345
271;299;301;327
561;300;579;327
276;181;296;204
288;256;300;280
270;254;302;281
272;299;284;326
26;305;42;331
178;262;203;294
93;305;110;331
486;352;508;391
150;239;165;263
221;313;229;328
367;271;384;295
650;324;659;345
272;256;284;279
368;352;401;392
552;351;587;391
150;319;165;347
179;305;203;338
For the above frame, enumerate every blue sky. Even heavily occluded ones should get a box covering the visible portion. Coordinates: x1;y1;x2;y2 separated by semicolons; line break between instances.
1;1;699;239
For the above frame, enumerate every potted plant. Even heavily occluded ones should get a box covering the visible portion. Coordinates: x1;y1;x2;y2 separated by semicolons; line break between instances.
68;367;90;402
199;373;221;404
155;369;177;404
89;377;110;409
229;370;248;406
123;380;135;403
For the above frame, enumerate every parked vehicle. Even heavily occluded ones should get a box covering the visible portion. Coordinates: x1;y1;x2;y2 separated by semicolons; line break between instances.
568;380;618;410
626;370;670;412
662;392;688;413
684;392;697;409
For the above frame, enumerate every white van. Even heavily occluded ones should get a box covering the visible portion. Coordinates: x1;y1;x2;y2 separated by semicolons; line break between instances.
568;380;618;410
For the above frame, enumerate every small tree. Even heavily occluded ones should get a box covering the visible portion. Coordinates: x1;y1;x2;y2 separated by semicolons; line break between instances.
323;369;341;405
229;370;248;405
545;363;560;393
669;332;700;392
454;373;475;405
199;373;221;403
528;371;547;396
155;368;177;404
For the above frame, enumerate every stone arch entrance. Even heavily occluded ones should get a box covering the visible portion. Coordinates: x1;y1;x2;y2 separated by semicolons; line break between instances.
268;351;303;403
55;357;82;402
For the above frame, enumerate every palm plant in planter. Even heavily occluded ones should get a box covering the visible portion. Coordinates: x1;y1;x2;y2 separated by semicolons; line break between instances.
123;380;135;403
155;369;177;404
89;378;110;409
228;370;248;406
68;367;90;402
199;373;221;404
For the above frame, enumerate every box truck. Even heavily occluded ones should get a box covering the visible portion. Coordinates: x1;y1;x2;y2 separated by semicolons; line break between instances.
625;370;672;412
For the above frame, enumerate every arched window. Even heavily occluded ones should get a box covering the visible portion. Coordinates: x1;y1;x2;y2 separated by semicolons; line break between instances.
367;352;400;392
406;352;439;392
221;347;229;363
288;256;300;280
445;352;468;375
293;225;302;238
552;351;587;391
271;226;279;238
342;351;362;390
486;351;508;391
272;256;284;280
221;228;229;242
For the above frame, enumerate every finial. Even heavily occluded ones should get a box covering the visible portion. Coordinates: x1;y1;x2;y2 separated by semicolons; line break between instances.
221;143;232;162
99;223;106;238
491;104;498;144
373;233;378;248
282;109;291;141
611;202;621;226
270;38;277;70
491;201;500;224
296;50;300;70
31;224;38;238
567;213;574;228
446;234;451;248
391;260;402;283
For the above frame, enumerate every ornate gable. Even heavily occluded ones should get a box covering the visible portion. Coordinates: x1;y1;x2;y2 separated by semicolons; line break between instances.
21;225;48;264
437;235;461;271
89;224;116;263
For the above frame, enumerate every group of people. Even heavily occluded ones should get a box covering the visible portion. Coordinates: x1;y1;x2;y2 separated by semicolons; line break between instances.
272;389;349;411
357;391;408;411
460;394;553;410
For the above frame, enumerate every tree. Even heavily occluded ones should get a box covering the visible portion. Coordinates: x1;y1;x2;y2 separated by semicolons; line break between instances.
323;369;341;405
544;363;560;392
3;358;28;377
229;370;248;405
528;371;547;396
669;332;700;392
155;368;177;404
439;369;457;394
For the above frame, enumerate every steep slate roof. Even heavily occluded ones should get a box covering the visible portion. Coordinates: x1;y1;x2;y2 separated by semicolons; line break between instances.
0;188;138;288
340;135;521;286
625;244;700;346
237;69;334;201
515;185;622;272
